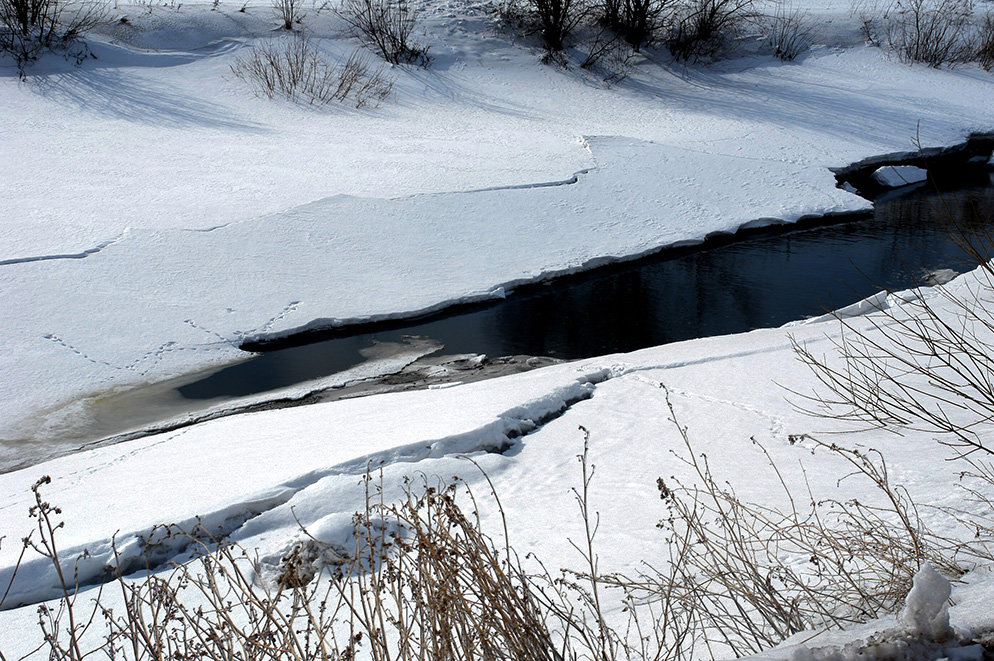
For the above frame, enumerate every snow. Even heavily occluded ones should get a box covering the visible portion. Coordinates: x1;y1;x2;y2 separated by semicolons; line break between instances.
755;564;994;661
872;164;929;187
2;0;994;656
901;564;953;641
2;269;994;656
3;0;994;454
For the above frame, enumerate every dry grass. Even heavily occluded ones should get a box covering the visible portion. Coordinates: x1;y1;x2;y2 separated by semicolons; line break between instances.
6;416;988;661
613;388;981;658
0;468;624;661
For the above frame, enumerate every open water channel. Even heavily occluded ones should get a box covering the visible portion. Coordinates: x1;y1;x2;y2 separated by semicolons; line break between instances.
183;172;994;399
10;172;994;470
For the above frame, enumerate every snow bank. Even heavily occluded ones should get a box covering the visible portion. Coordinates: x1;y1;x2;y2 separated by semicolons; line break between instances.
1;269;992;655
901;564;952;641
0;364;608;608
3;3;994;448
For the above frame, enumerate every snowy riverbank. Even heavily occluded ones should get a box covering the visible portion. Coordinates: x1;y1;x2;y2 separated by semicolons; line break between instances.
3;0;994;655
4;0;994;461
2;267;994;656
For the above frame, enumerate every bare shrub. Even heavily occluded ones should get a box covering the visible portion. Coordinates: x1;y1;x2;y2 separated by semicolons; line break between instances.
497;0;617;61
231;37;394;107
883;0;976;66
529;0;586;52
978;12;994;69
788;198;994;557
666;0;754;61
764;2;810;61
273;0;302;29
494;0;529;32
624;390;967;657
0;471;632;660
790;241;994;471
336;0;429;65
598;0;671;49
0;0;105;72
578;29;637;83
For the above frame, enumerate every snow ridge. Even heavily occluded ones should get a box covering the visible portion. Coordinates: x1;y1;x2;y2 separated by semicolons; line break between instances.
0;373;605;611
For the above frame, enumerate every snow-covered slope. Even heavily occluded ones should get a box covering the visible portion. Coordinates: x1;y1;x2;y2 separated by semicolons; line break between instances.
3;0;994;453
3;2;994;655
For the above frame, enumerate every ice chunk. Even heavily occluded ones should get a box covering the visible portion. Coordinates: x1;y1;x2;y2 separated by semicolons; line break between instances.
872;165;928;188
922;268;958;286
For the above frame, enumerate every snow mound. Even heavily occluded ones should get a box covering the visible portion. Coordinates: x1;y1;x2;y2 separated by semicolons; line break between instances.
901;563;952;641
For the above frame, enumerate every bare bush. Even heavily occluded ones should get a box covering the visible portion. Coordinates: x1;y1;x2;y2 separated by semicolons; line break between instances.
666;0;754;61
787;197;994;560
273;0;302;29
578;29;637;83
499;0;633;62
231;37;394;107
0;0;105;72
884;0;976;66
599;0;671;49
790;242;994;470
529;0;586;52
336;0;429;65
494;0;529;32
764;3;810;60
978;12;994;69
624;390;967;656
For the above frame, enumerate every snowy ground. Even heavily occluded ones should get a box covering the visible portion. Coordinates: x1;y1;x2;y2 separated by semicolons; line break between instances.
3;0;994;462
1;270;993;656
3;0;994;655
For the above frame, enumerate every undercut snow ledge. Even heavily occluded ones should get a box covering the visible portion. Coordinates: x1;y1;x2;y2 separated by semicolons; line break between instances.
0;367;609;610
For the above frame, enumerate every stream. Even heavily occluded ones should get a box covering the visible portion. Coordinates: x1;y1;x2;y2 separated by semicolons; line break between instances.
185;173;994;398
8;171;994;470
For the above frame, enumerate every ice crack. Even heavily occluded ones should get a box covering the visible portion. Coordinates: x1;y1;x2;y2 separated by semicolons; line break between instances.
0;234;126;266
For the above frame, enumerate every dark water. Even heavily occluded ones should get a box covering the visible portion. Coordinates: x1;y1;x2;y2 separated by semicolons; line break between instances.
180;174;994;400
